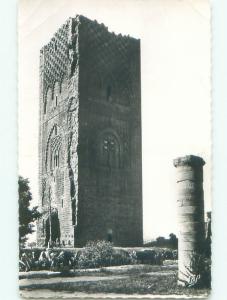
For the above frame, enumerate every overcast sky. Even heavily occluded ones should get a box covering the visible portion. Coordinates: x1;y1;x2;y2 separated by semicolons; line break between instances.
18;0;211;241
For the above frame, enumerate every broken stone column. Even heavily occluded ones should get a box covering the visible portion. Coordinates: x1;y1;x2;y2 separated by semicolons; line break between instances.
173;155;205;286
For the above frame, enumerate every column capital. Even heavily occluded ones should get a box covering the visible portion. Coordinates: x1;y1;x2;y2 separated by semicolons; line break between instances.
173;155;205;168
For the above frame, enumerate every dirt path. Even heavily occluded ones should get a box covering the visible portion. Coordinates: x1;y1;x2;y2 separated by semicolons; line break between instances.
20;289;208;299
20;266;177;289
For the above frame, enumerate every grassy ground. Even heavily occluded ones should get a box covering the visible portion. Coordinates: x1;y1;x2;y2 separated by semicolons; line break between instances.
67;273;209;296
20;263;210;297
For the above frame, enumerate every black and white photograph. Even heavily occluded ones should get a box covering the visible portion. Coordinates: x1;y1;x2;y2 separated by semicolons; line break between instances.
18;0;211;298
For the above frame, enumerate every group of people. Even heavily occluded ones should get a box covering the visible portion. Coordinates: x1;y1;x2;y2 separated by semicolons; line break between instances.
19;249;76;272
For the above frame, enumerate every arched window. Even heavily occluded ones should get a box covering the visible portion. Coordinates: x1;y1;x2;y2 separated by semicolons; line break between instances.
100;132;120;168
103;74;118;103
45;124;62;172
50;148;60;170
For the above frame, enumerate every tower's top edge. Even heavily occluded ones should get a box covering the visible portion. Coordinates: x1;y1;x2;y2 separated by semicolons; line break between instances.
40;14;139;53
77;15;140;41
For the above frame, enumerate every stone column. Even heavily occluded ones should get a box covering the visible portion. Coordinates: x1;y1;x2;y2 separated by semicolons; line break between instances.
173;155;205;286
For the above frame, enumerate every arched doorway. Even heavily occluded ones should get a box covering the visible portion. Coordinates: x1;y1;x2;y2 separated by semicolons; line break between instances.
107;229;113;243
45;209;61;246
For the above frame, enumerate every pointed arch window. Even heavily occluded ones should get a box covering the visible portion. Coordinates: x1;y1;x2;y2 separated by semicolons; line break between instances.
100;132;120;168
45;124;62;172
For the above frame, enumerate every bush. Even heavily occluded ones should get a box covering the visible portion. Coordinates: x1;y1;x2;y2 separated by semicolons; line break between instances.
136;250;163;265
163;250;173;260
111;249;137;266
77;240;114;269
19;248;76;272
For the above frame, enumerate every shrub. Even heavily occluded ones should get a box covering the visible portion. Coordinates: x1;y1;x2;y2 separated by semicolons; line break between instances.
136;250;163;265
77;240;114;269
19;248;76;272
111;249;137;266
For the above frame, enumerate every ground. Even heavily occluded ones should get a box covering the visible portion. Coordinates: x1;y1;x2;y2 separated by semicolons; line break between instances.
19;262;210;299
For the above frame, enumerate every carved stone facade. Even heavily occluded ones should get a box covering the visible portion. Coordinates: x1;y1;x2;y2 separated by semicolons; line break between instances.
37;15;143;247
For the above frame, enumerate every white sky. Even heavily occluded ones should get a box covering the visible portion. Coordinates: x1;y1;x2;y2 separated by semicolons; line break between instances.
18;0;211;241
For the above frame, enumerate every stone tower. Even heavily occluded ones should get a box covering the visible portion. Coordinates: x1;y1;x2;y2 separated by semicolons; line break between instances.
37;15;143;247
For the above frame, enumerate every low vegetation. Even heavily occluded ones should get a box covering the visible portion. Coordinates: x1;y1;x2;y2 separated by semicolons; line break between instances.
19;240;178;272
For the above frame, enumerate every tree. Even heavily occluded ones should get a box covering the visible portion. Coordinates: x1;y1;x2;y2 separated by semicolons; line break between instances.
156;236;166;246
169;233;178;249
18;176;42;245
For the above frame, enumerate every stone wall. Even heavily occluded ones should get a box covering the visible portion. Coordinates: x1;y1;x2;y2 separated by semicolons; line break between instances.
37;17;79;247
75;16;142;246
